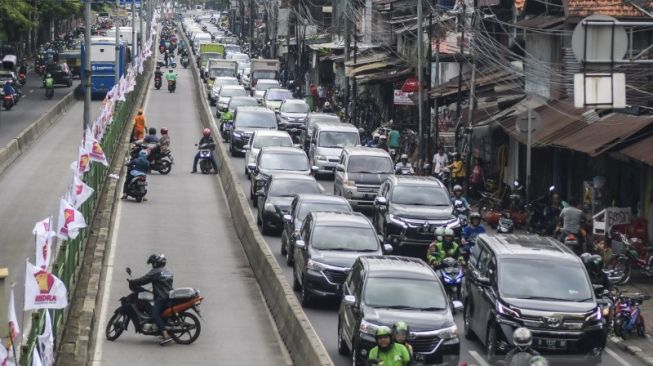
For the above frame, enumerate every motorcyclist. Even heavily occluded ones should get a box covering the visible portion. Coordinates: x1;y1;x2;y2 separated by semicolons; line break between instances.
529;356;549;366
128;253;174;345
143;127;160;144
394;154;414;175
191;128;219;174
322;101;334;113
366;133;380;147
427;228;464;268
388;127;400;152
375;135;389;151
557;197;585;246
122;150;150;199
358;128;368;146
44;73;55;90
367;326;410;366
426;227;445;262
154;66;163;81
165;69;177;84
18;62;27;76
581;253;611;291
451;185;470;211
3;80;16;99
462;212;485;254
505;327;539;366
392;321;413;358
159;127;171;153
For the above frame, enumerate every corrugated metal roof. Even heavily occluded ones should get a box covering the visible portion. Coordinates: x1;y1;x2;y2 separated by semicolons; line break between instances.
620;134;653;165
515;15;565;29
429;69;522;100
356;66;413;84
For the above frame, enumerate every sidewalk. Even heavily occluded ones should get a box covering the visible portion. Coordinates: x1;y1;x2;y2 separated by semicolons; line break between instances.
610;276;653;365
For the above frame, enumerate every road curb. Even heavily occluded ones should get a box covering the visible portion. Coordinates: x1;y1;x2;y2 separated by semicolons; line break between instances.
610;336;653;365
0;89;76;176
184;32;333;366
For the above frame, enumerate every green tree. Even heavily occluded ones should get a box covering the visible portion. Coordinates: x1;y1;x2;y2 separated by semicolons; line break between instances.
0;0;32;42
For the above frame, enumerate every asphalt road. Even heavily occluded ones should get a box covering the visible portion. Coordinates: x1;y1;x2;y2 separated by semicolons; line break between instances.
0;71;80;147
213;116;644;365
91;62;289;365
0;99;100;327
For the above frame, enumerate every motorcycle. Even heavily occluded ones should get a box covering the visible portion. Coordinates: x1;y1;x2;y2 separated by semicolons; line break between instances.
105;267;203;344
2;93;14;110
219;119;233;142
168;80;176;93
196;143;217;174
154;75;162;90
394;164;414;176
36;64;45;76
604;233;653;285
124;169;148;202
45;86;54;99
434;167;451;187
497;211;514;233
181;55;189;69
149;149;174;175
453;199;469;228
563;233;582;255
613;291;649;339
438;257;464;313
18;73;26;86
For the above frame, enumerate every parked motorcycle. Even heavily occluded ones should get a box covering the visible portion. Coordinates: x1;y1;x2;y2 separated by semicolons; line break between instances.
124;170;148;202
196;143;216;174
438;257;464;313
605;233;653;285
105;267;203;344
613;290;649;339
497;212;515;234
168;80;176;93
434;167;451;187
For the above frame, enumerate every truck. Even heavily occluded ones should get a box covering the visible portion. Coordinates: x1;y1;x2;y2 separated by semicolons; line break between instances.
250;59;280;89
198;43;225;75
205;59;238;88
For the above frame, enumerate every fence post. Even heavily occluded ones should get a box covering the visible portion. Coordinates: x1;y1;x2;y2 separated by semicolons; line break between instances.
0;268;8;339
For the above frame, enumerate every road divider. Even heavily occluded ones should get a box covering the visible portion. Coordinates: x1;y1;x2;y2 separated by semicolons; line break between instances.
186;36;333;366
0;89;76;176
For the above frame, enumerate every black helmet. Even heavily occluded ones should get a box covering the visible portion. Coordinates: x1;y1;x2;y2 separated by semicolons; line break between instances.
147;253;167;268
148;127;157;135
589;254;603;275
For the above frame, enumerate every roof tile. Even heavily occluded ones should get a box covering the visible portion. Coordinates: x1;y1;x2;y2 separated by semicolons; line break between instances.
566;0;653;17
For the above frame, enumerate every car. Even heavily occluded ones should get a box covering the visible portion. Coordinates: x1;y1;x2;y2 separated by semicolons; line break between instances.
208;76;239;104
281;194;353;265
302;113;342;151
244;130;293;178
334;147;394;211
308;122;360;177
44;62;73;87
256;174;321;234
338;256;461;366
292;212;392;307
227;52;250;73
0;71;17;88
373;176;458;258
463;234;606;363
216;85;248;114
251;79;280;102
276;99;310;131
262;88;293;112
249;146;316;204
229;106;277;156
226;96;259;114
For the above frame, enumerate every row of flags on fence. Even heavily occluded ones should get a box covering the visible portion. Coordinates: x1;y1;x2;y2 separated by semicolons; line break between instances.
0;11;159;366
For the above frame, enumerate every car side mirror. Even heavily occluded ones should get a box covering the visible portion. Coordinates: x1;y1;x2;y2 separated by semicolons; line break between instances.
126;267;132;276
295;239;306;250
383;244;393;254
343;295;356;306
477;275;491;286
452;300;464;311
374;197;388;206
283;214;292;223
336;164;345;172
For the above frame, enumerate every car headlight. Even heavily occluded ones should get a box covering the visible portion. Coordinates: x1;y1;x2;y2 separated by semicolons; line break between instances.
496;302;520;318
436;324;459;340
586;307;602;321
359;319;380;336
306;259;327;272
316;155;327;161
264;203;276;213
343;179;356;187
387;214;406;226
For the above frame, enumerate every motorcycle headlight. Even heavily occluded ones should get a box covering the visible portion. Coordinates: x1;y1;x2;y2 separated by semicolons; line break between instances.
306;259;327;272
359;319;380;336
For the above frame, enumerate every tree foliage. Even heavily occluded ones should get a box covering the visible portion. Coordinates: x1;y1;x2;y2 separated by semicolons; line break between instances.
0;0;83;42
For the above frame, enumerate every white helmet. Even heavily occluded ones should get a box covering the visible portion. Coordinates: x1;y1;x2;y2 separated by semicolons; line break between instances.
435;227;445;241
513;327;533;351
453;185;463;192
401;154;408;160
443;228;454;237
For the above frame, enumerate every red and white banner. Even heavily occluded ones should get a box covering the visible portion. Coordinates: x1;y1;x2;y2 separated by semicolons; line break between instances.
31;347;42;366
8;287;20;346
24;261;68;310
0;344;15;366
73;145;91;176
33;217;55;269
85;128;108;167
37;311;54;366
56;198;86;240
71;174;94;209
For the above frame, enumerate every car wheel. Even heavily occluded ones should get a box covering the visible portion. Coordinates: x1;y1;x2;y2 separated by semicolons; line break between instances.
300;274;312;307
292;265;301;291
338;320;350;355
280;232;287;255
256;211;262;225
230;143;237;157
261;218;271;235
486;322;498;362
463;301;476;340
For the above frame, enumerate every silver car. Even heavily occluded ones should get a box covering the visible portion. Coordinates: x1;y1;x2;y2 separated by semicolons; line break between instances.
209;76;239;105
334;147;395;210
252;79;280;102
216;85;248;114
244;130;294;179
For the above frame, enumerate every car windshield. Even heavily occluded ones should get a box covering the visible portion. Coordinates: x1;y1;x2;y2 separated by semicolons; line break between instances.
210;68;234;78
391;186;451;206
281;103;309;113
266;90;292;101
257;82;278;90
220;88;247;97
311;225;378;251
269;179;319;196
254;70;277;80
318;131;358;148
236;112;277;128
297;202;351;220
215;79;238;87
253;136;293;149
260;153;309;171
499;259;593;302
347;156;393;174
229;98;258;109
310;115;341;124
365;277;448;310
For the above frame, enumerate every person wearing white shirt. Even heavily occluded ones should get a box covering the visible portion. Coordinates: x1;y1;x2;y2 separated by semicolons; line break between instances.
432;146;449;174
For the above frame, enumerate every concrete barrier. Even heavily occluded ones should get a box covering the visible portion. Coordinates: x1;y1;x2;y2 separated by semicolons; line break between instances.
186;35;333;366
0;90;76;176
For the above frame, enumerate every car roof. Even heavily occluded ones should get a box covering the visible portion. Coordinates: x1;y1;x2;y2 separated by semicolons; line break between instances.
252;130;291;138
257;79;279;84
296;194;350;205
221;85;245;90
269;173;316;182
260;146;305;155
389;175;446;188
478;234;580;262
215;76;237;81
360;256;437;280
343;146;391;157
283;99;308;105
236;106;275;114
267;88;291;93
310;211;371;228
230;96;257;103
315;122;357;131
308;113;340;120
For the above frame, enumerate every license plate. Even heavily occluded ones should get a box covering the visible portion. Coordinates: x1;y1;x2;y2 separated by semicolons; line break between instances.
415;353;425;362
535;338;567;350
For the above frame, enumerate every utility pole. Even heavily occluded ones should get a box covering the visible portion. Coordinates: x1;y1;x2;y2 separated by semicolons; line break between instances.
465;0;478;190
140;0;144;59
115;0;121;85
84;0;91;133
434;0;440;150
344;0;350;116
131;0;136;67
352;28;357;124
417;0;424;163
427;9;433;162
249;0;254;53
454;1;466;124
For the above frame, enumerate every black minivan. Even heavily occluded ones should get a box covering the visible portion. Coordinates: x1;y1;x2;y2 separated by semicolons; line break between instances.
338;256;461;366
463;234;606;364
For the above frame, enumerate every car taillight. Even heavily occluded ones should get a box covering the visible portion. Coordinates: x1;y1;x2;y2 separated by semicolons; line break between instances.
139;176;146;181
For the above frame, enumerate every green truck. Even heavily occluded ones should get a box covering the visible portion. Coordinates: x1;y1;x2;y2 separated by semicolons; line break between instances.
197;43;225;78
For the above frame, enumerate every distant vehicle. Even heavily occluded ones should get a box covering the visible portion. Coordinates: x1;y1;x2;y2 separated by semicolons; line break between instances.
45;63;73;87
81;36;126;96
334;147;394;211
262;88;293;112
249;147;316;204
230;107;277;156
256;174;321;234
302;113;342;151
251;78;279;102
308;122;360;177
250;59;280;89
215;85;247;114
208;76;239;104
244;130;293;178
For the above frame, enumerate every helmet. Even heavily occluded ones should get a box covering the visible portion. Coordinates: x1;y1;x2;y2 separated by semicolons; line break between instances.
323;101;331;108
138;108;144;115
589;254;603;275
443;228;454;238
401;154;408;160
580;252;592;265
168;69;173;72
453;185;463;192
470;212;481;222
139;150;148;158
435;226;445;241
202;128;211;137
358;127;365;134
379;135;387;140
46;73;52;78
513;327;533;351
375;326;392;338
452;151;460;158
146;253;167;268
373;133;380;139
392;321;409;341
148;127;156;135
529;356;549;366
160;127;168;134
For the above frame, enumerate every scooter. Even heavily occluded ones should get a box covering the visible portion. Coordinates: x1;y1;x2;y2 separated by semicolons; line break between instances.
45;86;54;99
105;267;203;344
149;149;174;175
453;200;469;228
18;73;26;86
181;55;189;69
438;257;464;313
613;291;649;339
497;211;514;233
604;233;653;285
196;143;217;174
167;80;176;93
2;93;14;110
219;119;233;142
124;170;148;202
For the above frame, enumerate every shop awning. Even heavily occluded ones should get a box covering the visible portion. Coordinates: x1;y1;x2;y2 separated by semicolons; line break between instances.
347;62;388;77
344;52;390;67
554;114;653;157
356;66;413;84
620;134;653;165
429;69;523;100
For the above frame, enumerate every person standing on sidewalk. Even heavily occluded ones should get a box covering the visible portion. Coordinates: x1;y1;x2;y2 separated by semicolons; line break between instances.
469;157;485;200
133;109;147;142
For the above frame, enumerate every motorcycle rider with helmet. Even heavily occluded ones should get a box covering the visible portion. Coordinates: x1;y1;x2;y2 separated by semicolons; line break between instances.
395;154;414;175
322;101;334;113
392;321;413;358
528;356;549;366
462;212;485;254
451;185;470;210
427;228;464;269
143;127;160;144
128;253;174;345
159;127;171;153
165;69;177;91
580;253;611;291
375;135;389;152
154;66;163;83
191;128;218;173
427;227;446;263
3;79;16;100
122;150;150;199
367;133;380;147
367;326;410;366
505;327;540;366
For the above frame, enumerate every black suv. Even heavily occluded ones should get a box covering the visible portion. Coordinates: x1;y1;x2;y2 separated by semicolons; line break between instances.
338;256;460;366
292;212;392;307
463;234;606;363
44;62;73;87
373;176;459;259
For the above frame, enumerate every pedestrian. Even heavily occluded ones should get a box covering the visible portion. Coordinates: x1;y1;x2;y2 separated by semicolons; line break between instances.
317;84;326;109
433;146;449;176
448;152;466;188
469;157;485;200
133;109;146;142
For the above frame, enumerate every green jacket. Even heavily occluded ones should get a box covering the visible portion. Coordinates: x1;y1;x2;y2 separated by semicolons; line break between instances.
44;78;54;89
368;343;411;366
221;110;234;121
165;72;177;81
427;241;463;265
388;129;400;148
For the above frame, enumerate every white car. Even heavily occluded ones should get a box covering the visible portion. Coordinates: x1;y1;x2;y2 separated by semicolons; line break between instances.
244;130;294;179
209;76;239;105
216;85;248;114
252;79;280;102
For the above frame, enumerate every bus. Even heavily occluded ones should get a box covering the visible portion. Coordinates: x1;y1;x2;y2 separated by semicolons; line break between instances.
81;36;127;97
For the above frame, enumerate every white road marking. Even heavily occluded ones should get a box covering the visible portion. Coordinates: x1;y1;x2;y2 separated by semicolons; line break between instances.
29;89;34;93
606;347;632;366
469;350;491;366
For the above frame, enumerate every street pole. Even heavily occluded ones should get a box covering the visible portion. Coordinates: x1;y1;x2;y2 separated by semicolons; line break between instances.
526;108;532;204
115;0;121;85
465;0;478;192
140;1;144;58
417;0;424;164
427;10;433;162
352;30;357;124
131;0;136;67
344;0;350;116
454;2;466;124
434;0;440;150
84;0;91;133
249;0;254;54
